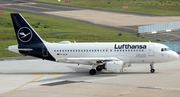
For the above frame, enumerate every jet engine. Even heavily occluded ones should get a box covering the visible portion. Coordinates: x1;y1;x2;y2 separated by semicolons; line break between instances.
105;61;124;72
97;61;124;72
124;63;133;67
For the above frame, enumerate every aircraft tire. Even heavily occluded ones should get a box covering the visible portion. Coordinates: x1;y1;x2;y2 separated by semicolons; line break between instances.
96;66;102;71
150;69;155;73
89;69;96;75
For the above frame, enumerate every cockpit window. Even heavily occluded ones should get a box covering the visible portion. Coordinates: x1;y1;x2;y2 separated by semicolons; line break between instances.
161;48;171;52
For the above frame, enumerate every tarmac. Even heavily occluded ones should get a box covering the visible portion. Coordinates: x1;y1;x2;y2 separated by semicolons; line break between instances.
0;57;180;97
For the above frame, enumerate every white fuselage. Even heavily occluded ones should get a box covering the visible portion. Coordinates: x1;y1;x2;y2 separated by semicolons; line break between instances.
44;41;178;64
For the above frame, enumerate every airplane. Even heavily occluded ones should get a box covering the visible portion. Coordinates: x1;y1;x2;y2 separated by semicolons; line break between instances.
8;13;179;75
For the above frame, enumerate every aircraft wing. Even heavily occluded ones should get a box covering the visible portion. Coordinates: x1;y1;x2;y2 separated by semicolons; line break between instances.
57;57;120;64
65;57;119;61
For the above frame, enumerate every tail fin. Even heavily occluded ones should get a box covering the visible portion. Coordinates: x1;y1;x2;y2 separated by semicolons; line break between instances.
10;13;55;61
11;13;43;44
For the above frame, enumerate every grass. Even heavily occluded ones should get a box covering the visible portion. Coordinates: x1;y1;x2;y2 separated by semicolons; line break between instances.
0;11;157;58
34;0;180;15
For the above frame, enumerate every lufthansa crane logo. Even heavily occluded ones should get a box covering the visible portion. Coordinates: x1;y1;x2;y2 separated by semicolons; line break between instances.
17;27;33;42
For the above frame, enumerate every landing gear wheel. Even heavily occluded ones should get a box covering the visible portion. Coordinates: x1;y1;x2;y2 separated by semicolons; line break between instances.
89;69;96;75
150;69;155;73
96;66;102;71
150;63;155;73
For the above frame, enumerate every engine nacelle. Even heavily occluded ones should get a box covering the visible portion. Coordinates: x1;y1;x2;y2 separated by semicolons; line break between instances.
124;63;133;67
105;61;124;72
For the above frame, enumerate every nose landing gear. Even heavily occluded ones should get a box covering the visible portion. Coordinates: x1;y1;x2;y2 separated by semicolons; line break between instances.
150;63;155;73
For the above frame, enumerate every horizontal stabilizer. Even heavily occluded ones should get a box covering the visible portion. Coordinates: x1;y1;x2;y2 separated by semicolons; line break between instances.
18;48;33;51
8;45;33;53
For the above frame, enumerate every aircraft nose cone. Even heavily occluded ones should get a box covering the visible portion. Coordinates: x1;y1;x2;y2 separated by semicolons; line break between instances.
173;52;179;59
175;53;179;59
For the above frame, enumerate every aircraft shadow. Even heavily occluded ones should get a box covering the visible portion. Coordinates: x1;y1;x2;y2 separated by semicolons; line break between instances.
35;71;156;83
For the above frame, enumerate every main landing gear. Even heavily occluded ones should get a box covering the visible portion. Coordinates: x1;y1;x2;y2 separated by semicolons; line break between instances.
89;69;96;75
89;65;103;75
150;63;155;73
89;64;97;75
96;66;103;71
